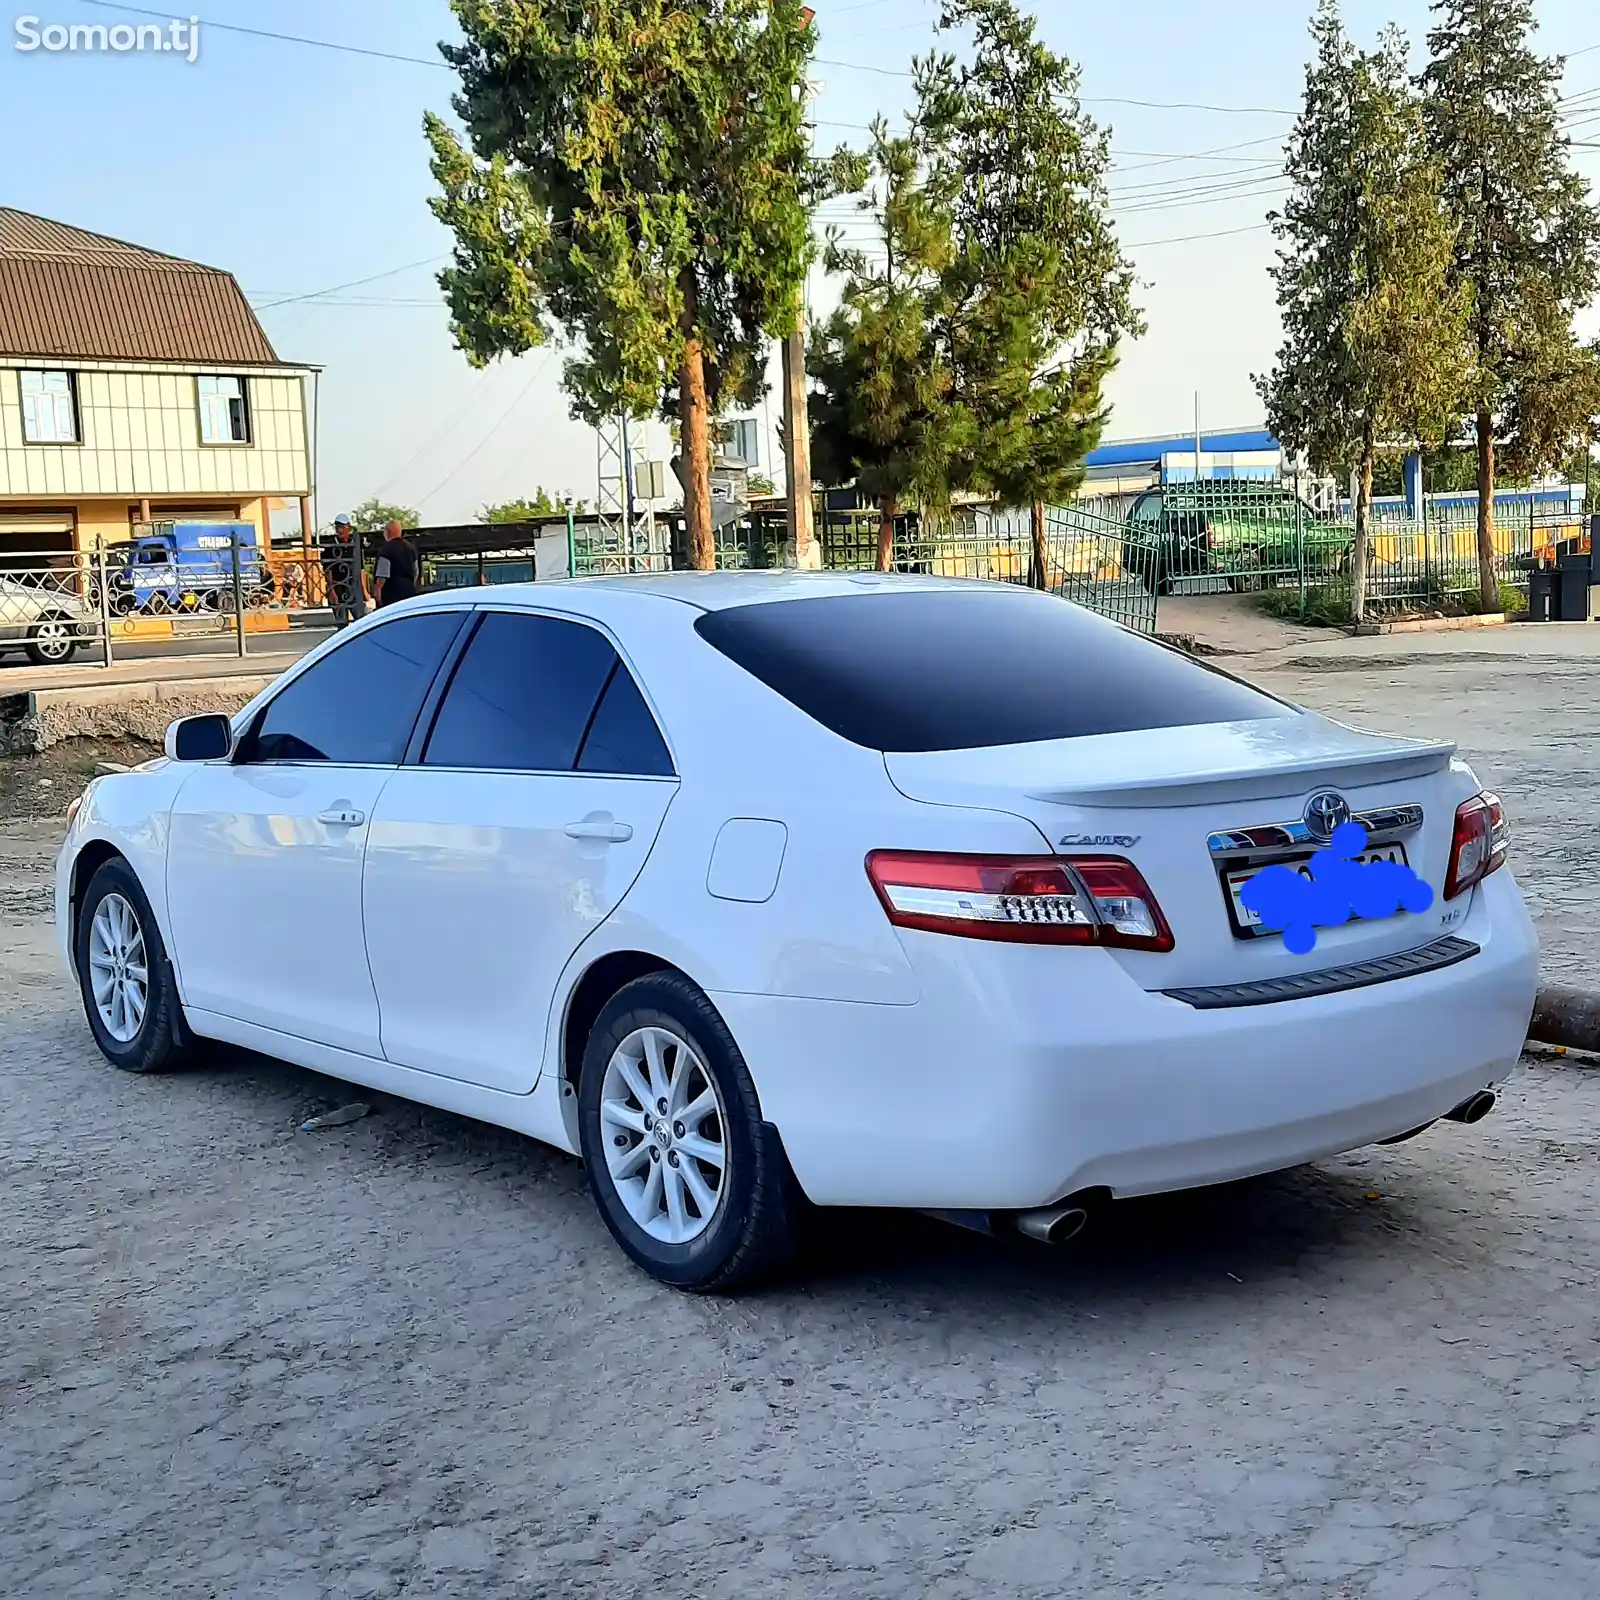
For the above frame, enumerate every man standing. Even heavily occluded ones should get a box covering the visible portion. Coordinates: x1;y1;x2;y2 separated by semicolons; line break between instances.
319;513;364;628
373;519;419;608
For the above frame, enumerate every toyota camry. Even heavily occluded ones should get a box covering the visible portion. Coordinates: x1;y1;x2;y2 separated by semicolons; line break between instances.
56;574;1539;1290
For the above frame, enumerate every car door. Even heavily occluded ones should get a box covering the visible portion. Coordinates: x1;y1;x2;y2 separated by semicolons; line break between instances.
164;610;466;1054
362;608;678;1093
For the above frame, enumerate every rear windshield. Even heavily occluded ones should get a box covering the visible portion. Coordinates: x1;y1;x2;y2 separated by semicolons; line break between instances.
694;588;1294;753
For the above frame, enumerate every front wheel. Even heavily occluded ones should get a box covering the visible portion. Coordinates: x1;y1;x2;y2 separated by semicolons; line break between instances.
26;616;80;665
578;972;804;1292
75;858;195;1073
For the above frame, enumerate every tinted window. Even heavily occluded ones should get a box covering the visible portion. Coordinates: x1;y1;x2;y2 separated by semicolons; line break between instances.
694;588;1294;753
246;612;461;764
424;611;619;771
578;667;674;776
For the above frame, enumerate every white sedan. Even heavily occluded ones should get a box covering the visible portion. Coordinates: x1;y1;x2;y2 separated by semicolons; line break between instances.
57;574;1539;1290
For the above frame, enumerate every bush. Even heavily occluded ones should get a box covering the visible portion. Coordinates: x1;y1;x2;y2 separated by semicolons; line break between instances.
1255;583;1353;628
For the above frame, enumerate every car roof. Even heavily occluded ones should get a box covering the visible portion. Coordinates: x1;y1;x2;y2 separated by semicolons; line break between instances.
430;569;1008;614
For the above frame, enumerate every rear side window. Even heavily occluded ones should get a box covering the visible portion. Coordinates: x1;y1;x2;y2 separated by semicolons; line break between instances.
244;611;462;765
421;610;670;775
694;588;1293;753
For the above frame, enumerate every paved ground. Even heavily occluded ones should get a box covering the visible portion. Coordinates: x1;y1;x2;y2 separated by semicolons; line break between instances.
2;641;1598;1599
0;629;334;696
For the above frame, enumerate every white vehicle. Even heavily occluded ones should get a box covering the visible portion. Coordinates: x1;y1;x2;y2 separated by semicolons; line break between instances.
57;575;1539;1290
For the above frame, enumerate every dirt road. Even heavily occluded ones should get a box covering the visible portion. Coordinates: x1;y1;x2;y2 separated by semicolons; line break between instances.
2;648;1597;1599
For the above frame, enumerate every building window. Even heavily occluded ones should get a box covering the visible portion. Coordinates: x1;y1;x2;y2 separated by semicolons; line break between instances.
197;374;251;445
20;370;79;443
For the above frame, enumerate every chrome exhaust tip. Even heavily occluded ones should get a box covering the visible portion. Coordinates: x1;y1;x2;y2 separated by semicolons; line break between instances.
1013;1204;1090;1246
1444;1090;1497;1125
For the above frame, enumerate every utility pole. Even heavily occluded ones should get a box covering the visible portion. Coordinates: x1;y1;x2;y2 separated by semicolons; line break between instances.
783;7;821;571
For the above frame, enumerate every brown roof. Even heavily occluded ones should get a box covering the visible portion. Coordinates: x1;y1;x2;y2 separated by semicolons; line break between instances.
0;208;288;368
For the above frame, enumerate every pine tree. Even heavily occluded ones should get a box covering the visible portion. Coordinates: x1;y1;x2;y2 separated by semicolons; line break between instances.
922;0;1140;587
426;1;816;571
808;127;965;571
1259;3;1471;623
1422;0;1600;610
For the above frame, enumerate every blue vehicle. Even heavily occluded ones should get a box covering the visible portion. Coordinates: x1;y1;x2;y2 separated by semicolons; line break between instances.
98;523;270;614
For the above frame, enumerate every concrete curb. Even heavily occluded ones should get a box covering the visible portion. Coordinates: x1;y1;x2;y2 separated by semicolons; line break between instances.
1529;986;1600;1057
1352;613;1510;637
0;674;277;757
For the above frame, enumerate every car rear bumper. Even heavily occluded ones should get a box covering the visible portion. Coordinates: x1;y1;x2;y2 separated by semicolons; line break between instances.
715;871;1538;1210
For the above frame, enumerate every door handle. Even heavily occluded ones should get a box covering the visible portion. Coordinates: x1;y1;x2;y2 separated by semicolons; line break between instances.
318;807;366;828
565;820;634;843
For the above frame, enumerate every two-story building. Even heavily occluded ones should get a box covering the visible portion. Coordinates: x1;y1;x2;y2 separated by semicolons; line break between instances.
0;207;312;562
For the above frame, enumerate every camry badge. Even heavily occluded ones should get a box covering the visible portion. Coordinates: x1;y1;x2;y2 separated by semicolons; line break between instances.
1060;834;1141;850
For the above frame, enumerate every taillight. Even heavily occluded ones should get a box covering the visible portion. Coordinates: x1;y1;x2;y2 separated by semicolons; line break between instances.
1444;792;1507;901
865;851;1174;952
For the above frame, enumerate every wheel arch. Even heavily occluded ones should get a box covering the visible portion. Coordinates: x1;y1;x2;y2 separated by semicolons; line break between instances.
67;838;128;946
560;949;690;1093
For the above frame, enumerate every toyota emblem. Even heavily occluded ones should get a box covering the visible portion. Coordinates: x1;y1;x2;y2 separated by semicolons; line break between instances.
1304;790;1352;843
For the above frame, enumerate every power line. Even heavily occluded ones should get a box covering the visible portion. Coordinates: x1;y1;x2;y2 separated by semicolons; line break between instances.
78;0;450;67
253;257;446;311
1124;222;1273;249
413;357;555;511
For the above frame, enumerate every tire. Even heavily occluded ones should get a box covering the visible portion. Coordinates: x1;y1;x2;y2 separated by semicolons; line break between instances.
25;615;80;666
74;857;196;1074
578;972;804;1292
1227;546;1268;593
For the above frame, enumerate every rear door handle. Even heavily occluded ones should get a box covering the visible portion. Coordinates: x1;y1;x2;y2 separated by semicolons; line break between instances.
565;820;634;843
318;807;366;828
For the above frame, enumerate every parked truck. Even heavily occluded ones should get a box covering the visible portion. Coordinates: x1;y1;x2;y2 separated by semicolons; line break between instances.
95;523;271;615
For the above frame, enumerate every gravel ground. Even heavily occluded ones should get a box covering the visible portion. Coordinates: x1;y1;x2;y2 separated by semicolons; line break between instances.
2;651;1598;1600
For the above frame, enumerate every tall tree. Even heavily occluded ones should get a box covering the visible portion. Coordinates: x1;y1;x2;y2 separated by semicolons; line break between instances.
349;499;420;534
427;0;816;572
479;490;590;522
1259;3;1471;623
921;0;1141;588
808;126;964;571
1422;0;1600;610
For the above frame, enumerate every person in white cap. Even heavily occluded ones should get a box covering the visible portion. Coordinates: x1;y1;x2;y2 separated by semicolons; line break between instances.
320;513;364;628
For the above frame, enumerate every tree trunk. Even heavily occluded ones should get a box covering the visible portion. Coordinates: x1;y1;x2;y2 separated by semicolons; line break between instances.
1475;407;1497;614
678;270;715;574
1030;500;1049;591
1351;425;1373;627
876;497;896;573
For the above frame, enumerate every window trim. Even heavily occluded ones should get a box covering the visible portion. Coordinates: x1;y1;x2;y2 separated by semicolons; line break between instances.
406;604;679;780
195;373;253;448
18;368;81;447
233;609;473;769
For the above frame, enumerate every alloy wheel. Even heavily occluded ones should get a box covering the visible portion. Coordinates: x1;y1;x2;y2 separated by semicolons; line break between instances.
33;620;73;661
88;893;149;1044
600;1025;728;1245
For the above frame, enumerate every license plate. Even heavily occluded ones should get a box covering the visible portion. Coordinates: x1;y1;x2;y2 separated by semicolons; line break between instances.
1224;843;1410;937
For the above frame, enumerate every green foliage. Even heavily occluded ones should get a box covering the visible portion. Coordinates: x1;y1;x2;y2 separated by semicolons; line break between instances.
479;490;587;522
1258;2;1471;622
808;124;965;545
922;0;1141;516
349;500;420;534
1257;583;1353;629
810;0;1139;561
1422;0;1600;467
427;1;818;567
747;474;778;497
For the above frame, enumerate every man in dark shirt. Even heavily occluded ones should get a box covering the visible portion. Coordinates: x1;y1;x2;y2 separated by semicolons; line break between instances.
319;512;364;627
373;520;418;608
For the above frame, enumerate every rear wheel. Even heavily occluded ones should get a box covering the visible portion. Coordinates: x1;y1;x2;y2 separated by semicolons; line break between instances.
25;615;79;665
578;972;804;1292
1228;545;1269;593
74;858;195;1074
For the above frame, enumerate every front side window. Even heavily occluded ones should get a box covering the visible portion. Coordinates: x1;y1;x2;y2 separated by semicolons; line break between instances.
20;370;78;443
424;611;672;775
197;374;250;444
241;612;462;765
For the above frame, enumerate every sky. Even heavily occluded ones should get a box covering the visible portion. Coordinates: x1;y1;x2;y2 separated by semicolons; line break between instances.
2;0;1597;528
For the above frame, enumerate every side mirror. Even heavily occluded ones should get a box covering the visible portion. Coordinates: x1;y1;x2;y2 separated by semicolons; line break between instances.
165;713;234;763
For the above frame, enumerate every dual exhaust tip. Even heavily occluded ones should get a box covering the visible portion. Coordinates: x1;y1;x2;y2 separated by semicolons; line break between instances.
993;1096;1497;1248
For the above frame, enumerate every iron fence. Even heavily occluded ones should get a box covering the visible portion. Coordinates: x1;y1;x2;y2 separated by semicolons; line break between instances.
0;552;105;668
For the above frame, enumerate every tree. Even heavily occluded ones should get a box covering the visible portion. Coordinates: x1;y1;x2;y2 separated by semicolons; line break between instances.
427;1;816;572
479;489;588;522
349;500;420;534
921;0;1141;588
808;125;965;571
748;473;778;498
1422;0;1600;610
1258;3;1471;623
